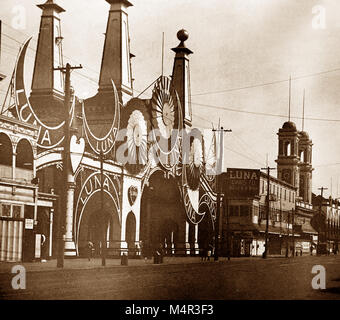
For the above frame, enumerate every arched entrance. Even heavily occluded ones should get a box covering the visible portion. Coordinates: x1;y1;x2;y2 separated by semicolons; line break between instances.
140;171;185;256
126;212;136;256
198;203;214;256
77;191;120;257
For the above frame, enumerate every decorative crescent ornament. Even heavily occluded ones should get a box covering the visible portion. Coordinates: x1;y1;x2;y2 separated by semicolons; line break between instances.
14;37;75;149
125;110;148;174
82;80;120;155
150;76;183;170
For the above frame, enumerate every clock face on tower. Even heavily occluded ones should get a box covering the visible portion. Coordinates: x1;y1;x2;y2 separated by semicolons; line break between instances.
282;169;292;184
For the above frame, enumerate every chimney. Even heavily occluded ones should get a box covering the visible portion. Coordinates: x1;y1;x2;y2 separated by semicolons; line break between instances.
99;0;133;105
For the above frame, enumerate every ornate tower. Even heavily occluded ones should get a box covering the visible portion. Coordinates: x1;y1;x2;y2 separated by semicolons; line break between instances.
171;29;193;128
30;0;65;118
298;131;313;203
276;121;300;190
98;0;133;105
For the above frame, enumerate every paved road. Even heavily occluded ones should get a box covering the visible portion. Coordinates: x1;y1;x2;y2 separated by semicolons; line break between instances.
0;255;340;300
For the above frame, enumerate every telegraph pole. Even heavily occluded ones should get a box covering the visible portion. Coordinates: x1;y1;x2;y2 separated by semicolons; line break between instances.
318;187;328;255
55;63;82;268
261;166;276;259
212;125;231;261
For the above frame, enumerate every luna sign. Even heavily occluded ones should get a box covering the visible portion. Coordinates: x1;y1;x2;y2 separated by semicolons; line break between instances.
82;80;120;156
14;38;74;149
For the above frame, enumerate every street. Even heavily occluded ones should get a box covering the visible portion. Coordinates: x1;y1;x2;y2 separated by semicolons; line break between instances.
0;255;340;300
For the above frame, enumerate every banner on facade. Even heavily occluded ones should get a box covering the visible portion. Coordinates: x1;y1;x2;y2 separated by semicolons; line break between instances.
224;168;260;199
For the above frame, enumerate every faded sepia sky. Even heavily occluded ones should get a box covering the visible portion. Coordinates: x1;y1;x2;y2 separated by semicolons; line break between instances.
1;0;340;198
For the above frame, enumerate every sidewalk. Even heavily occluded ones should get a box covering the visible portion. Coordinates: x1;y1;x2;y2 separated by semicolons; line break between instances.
0;254;307;274
0;256;218;274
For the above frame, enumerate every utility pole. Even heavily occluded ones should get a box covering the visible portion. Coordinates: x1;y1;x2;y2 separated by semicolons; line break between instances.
317;187;328;255
212;125;232;261
261;166;276;259
55;63;82;268
100;151;106;266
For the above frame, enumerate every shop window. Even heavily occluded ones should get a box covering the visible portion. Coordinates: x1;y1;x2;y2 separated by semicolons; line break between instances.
0;204;11;217
240;205;249;217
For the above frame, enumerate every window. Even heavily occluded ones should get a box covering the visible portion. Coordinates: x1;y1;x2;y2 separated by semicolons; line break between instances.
259;206;266;219
229;206;239;217
0;204;11;217
13;206;23;219
240;206;249;217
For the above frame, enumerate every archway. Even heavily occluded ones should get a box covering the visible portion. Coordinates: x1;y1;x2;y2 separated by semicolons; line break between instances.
0;133;12;178
140;171;185;256
198;203;214;255
77;191;120;257
126;212;136;256
16;139;33;170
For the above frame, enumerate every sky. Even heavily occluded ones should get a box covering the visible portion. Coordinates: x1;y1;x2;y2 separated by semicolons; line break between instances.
1;0;340;198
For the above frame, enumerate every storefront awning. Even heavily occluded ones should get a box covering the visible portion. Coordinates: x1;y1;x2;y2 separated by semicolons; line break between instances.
256;224;300;237
300;223;318;235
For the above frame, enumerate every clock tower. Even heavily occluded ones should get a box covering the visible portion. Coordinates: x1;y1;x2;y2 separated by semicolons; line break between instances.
276;121;300;190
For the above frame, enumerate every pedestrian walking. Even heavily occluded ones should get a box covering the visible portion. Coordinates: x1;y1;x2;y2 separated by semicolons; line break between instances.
87;241;94;261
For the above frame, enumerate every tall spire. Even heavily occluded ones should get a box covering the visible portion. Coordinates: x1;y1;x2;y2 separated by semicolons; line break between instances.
31;0;65;106
98;0;133;104
171;29;193;127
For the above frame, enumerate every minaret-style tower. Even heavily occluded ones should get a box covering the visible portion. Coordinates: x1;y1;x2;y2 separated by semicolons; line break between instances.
98;0;133;104
298;131;313;203
171;29;193;127
276;121;300;190
30;0;65;113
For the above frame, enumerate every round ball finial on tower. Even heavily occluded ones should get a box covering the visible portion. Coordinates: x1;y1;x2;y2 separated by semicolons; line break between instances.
172;29;193;55
177;29;189;42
